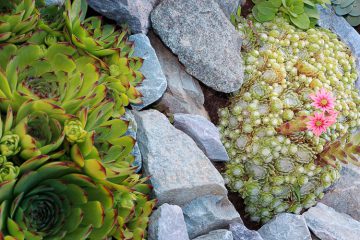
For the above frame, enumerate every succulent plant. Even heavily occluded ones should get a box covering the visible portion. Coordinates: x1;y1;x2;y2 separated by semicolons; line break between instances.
63;0;144;115
221;14;360;223
0;0;39;43
251;0;331;29
0;43;107;114
0;155;19;182
0;156;143;239
331;0;360;26
0;1;155;238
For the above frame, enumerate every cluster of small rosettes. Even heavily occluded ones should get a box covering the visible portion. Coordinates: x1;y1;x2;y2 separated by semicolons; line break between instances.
219;15;360;223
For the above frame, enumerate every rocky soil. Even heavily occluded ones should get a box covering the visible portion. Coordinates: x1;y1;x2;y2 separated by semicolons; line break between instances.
50;0;360;239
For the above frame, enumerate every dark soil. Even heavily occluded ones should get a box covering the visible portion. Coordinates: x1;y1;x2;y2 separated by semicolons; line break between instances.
213;162;262;230
202;81;262;230
201;83;231;124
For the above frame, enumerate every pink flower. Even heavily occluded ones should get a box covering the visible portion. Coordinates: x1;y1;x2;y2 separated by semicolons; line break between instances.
306;112;331;137
310;88;336;112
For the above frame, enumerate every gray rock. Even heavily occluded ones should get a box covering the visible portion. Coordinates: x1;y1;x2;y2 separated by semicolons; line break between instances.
151;0;244;93
45;0;64;5
133;110;227;206
183;195;242;238
148;32;209;118
88;0;157;34
318;6;360;89
121;109;142;172
258;213;311;240
193;229;234;240
129;34;167;110
303;203;360;240
148;203;190;240
230;223;263;240
321;164;360;221
215;0;241;18
173;114;229;162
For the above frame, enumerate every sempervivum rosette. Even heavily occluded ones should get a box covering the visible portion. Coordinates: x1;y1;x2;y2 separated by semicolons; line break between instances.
64;0;144;115
0;43;107;114
0;159;118;239
220;14;360;223
0;1;155;239
0;0;39;43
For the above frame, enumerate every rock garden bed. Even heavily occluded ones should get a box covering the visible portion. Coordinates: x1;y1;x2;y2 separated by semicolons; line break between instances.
2;0;360;240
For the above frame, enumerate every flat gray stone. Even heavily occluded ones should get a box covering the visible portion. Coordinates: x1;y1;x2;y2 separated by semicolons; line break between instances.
121;109;142;172
183;195;242;239
321;164;360;221
148;32;209;118
134;110;227;206
258;213;311;240
173;113;229;162
148;203;190;240
88;0;158;34
303;203;360;240
318;6;360;89
193;229;234;240
215;0;241;18
230;223;263;240
129;34;167;110
151;0;243;93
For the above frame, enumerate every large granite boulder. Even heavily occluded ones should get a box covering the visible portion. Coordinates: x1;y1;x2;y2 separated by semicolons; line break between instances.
258;213;311;240
303;203;360;240
151;0;244;93
129;34;167;110
183;195;242;238
133;110;227;206
148;32;209;118
148;203;189;240
173;113;229;162
321;164;360;221
88;0;158;33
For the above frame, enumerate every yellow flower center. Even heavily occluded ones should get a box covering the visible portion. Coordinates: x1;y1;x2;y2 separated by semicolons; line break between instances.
320;99;328;106
315;120;323;127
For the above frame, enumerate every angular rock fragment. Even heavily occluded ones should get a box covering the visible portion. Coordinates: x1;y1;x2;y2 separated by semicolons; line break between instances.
134;110;227;206
148;203;190;240
151;0;244;93
303;203;360;240
129;34;167;110
173;113;229;162
183;195;242;238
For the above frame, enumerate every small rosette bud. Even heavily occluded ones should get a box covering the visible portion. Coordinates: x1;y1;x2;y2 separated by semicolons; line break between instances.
64;119;87;144
0;134;21;157
0;157;19;182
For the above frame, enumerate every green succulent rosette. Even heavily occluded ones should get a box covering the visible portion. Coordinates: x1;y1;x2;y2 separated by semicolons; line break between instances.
64;119;87;144
0;134;20;157
0;1;155;239
0;43;108;114
0;156;19;182
64;0;145;114
0;158;131;239
0;0;40;43
221;15;360;223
